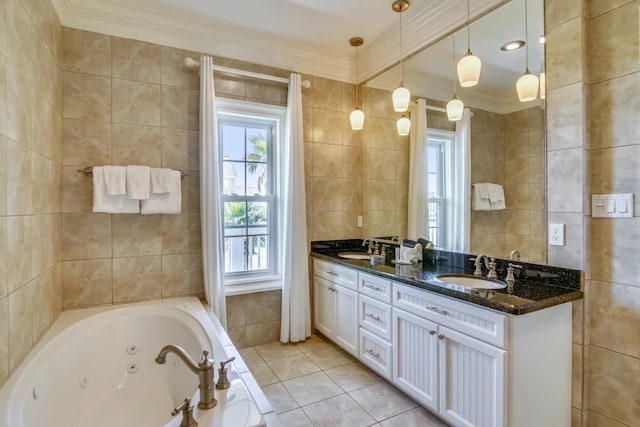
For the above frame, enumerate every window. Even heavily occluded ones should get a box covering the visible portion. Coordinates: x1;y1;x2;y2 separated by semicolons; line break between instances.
217;99;285;291
426;129;455;249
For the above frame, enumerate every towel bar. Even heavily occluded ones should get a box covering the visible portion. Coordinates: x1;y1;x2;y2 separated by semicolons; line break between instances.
77;166;189;180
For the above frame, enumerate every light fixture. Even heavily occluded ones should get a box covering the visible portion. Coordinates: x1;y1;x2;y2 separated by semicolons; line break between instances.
516;0;539;102
392;0;411;112
447;36;464;121
349;37;365;130
500;40;525;51
396;114;411;136
457;0;482;87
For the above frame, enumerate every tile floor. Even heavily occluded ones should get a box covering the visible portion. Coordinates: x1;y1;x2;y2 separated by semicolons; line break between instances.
239;334;449;427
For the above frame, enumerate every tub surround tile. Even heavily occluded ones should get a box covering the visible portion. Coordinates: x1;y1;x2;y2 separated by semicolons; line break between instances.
62;213;112;260
302;394;376;427
312;109;342;144
62;259;113;309
111;215;162;257
349;382;418;421
112;256;162;303
161;213;202;254
310;77;342;112
112;79;161;126
62;28;111;76
0;297;7;381
226;294;246;329
161;128;199;171
62;119;111;166
7;216;32;294
161;86;199;131
62;166;93;213
161;47;200;89
282;371;343;406
112;37;161;84
8;279;34;370
245;290;281;325
227;326;246;349
0;218;6;299
31;271;53;341
111;123;161;167
245;320;281;348
6;140;32;215
62;71;111;121
161;253;203;297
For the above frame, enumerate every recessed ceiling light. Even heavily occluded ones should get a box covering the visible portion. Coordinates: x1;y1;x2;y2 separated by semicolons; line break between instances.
500;40;525;51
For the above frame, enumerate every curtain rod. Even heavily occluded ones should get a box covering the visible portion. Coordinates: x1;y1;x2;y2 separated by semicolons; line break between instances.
184;57;311;88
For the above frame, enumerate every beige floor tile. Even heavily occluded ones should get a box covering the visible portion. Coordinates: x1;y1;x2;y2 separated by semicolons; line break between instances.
380;407;449;427
302;394;376;427
283;371;343;406
350;382;418;421
325;362;383;392
267;353;321;381
305;347;353;370
294;334;335;353
239;347;265;368
256;341;303;361
265;408;314;427
250;362;279;387
262;383;299;414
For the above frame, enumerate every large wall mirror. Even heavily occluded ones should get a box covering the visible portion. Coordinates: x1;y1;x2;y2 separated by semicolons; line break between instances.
365;0;546;264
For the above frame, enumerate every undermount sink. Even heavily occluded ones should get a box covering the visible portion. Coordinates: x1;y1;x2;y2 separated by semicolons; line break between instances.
435;274;507;290
338;252;371;260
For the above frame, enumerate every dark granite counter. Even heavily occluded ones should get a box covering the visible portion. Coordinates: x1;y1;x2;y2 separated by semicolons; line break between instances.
311;239;583;315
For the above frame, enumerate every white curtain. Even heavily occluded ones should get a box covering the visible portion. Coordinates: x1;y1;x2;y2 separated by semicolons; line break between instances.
280;73;311;343
407;98;428;239
451;108;471;253
199;55;227;328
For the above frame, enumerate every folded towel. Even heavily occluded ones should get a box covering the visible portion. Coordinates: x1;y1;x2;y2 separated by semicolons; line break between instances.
472;184;491;211
141;170;181;214
487;183;504;202
126;165;151;200
103;165;126;196
150;168;174;194
92;167;140;213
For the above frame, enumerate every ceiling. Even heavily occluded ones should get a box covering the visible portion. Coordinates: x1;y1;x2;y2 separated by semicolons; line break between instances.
51;0;507;83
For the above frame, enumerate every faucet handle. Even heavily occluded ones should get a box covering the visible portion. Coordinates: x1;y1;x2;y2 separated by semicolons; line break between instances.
197;349;214;370
216;357;236;390
219;356;235;369
171;397;198;427
487;257;498;279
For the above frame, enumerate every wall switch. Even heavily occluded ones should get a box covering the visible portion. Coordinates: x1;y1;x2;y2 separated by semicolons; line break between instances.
592;194;634;218
549;223;565;246
357;215;363;228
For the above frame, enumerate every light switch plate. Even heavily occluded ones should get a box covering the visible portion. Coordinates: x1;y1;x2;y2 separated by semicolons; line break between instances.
549;223;565;246
591;193;634;218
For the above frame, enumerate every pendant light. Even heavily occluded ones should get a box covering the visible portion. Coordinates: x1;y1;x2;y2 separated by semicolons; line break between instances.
516;0;539;102
392;0;411;113
457;0;481;88
396;115;411;136
349;37;365;130
447;36;464;121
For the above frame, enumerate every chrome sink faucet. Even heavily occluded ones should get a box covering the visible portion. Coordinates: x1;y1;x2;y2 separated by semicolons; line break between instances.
155;345;217;409
470;254;498;279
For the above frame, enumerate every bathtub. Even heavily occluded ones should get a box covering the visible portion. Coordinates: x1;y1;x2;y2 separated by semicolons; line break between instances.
0;297;268;427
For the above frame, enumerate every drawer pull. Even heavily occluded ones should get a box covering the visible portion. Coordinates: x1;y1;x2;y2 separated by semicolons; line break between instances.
427;306;447;316
438;334;445;340
429;330;437;335
329;287;336;292
364;284;384;292
326;271;338;276
365;349;380;359
365;313;382;322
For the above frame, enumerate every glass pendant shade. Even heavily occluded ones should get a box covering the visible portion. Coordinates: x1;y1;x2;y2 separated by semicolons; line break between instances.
516;70;539;102
392;85;411;112
446;96;464;121
539;72;546;100
457;50;481;87
350;108;365;130
396;115;411;136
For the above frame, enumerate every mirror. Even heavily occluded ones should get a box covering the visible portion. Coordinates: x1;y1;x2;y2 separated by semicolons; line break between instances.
364;0;546;264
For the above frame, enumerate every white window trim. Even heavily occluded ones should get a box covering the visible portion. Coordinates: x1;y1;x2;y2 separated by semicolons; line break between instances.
216;98;287;294
427;128;455;251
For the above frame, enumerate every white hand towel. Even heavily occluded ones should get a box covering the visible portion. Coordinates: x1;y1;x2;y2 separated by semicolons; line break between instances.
472;184;491;211
92;167;140;213
150;168;174;194
141;170;181;214
487;183;506;210
126;165;151;200
103;165;126;195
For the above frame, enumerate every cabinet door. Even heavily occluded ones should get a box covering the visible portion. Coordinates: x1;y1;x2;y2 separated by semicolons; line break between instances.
334;284;359;356
392;308;439;412
438;326;506;427
314;277;336;339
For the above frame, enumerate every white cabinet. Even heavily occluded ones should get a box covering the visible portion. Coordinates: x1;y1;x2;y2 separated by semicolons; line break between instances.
313;277;336;338
334;285;358;355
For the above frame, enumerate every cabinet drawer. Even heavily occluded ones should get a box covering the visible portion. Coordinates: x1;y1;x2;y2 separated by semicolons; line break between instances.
359;328;392;380
392;282;507;348
313;259;357;291
358;272;392;303
358;295;392;341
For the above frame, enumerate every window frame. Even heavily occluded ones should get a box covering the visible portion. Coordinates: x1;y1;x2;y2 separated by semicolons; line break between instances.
426;129;455;250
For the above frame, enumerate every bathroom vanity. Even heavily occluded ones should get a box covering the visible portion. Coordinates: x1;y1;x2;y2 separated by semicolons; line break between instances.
311;240;582;427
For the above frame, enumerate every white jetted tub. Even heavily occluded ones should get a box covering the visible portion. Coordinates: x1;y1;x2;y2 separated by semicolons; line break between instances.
0;297;268;427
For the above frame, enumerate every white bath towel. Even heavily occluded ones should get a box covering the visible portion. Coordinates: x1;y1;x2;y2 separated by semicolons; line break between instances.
488;183;506;210
103;165;126;196
141;170;181;214
150;168;174;194
126;165;151;200
92;167;140;213
472;183;491;211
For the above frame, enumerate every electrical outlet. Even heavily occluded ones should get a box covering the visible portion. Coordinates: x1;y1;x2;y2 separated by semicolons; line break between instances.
357;215;363;228
549;223;565;246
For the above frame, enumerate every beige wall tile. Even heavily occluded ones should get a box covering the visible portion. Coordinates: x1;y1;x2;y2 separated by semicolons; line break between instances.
588;3;639;83
228;326;247;349
245;80;287;106
162;253;203;297
546;0;584;29
312;178;342;211
62;213;112;260
587;411;628;427
6;140;32;215
62;119;111;166
0;137;6;216
226;295;246;328
547;212;584;270
111;123;161;166
546;17;584;90
311;77;342;112
547;148;585;213
573;343;584;408
161;86;199;130
342;178;363;212
8;279;34;369
161;128;199;171
369;88;395;119
312;211;342;240
112;37;161;83
112;215;162;257
245;290;281;325
161;213;201;254
590;218;640;287
7;216;32;294
313;109;342;144
184;173;200;213
342;211;364;239
62;71;111;121
113;255;162;303
31;271;53;341
0;297;8;382
112;79;161;126
62;28;111;76
62;259;112;309
0;53;7;137
591;145;640;214
0;218;6;299
245;320;281;347
61;166;93;213
369;118;397;149
588;345;640;425
589;0;636;18
547;83;586;151
313;143;342;178
161;46;200;89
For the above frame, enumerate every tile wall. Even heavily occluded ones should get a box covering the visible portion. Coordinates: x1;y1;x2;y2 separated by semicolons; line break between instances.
0;0;63;386
226;290;282;348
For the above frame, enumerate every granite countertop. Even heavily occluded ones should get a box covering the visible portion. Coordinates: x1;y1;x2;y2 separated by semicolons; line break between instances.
311;239;583;315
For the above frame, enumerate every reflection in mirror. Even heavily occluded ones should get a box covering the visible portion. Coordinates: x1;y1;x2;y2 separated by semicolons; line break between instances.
365;0;546;264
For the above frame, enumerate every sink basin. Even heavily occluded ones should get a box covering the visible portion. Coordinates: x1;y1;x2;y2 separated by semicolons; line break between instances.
435;274;506;289
338;252;371;260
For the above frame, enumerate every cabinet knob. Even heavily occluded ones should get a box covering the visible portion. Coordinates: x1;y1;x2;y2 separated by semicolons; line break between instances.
438;334;445;340
429;330;436;335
